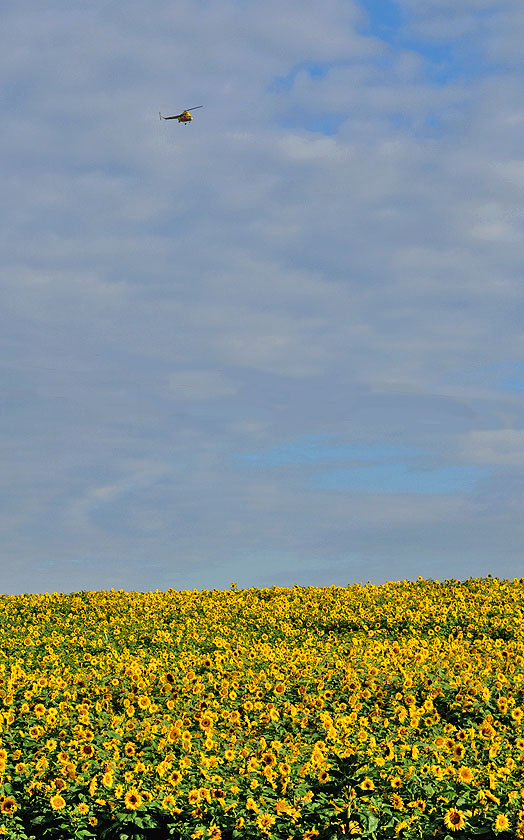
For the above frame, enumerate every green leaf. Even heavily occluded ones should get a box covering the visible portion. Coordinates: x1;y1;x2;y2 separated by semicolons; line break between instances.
366;813;379;832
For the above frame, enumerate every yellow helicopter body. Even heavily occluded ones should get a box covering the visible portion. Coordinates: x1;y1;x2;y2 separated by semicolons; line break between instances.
159;106;203;123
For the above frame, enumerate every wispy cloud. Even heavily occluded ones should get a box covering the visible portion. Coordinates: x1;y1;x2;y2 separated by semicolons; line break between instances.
311;463;487;494
238;436;418;466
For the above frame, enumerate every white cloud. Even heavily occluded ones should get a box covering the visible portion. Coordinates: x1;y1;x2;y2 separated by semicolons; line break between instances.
461;429;524;466
168;370;238;401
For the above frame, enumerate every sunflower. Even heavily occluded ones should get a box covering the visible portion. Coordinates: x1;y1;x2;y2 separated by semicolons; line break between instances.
0;798;17;815
444;808;466;832
198;788;211;804
162;794;177;810
256;813;277;835
481;790;501;805
167;725;181;743
457;766;474;783
187;789;200;805
494;814;510;832
65;762;77;779
391;794;404;811
124;788;143;810
479;723;495;739
49;794;66;811
361;778;375;791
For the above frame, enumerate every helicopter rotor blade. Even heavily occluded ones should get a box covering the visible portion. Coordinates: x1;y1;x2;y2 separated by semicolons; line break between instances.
185;106;203;111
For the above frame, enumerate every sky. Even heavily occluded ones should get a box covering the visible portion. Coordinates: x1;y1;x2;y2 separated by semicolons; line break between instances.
2;0;524;595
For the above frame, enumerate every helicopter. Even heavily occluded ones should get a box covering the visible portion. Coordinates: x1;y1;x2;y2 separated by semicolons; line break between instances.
159;106;203;124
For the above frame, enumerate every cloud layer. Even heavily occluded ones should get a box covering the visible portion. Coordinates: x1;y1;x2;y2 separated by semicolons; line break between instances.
2;0;524;594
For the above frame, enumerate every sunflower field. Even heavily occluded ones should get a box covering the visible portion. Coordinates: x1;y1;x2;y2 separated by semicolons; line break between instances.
1;577;524;839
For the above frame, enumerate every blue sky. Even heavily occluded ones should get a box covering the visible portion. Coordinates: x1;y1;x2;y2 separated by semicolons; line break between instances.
2;0;524;594
238;435;489;493
357;0;492;82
